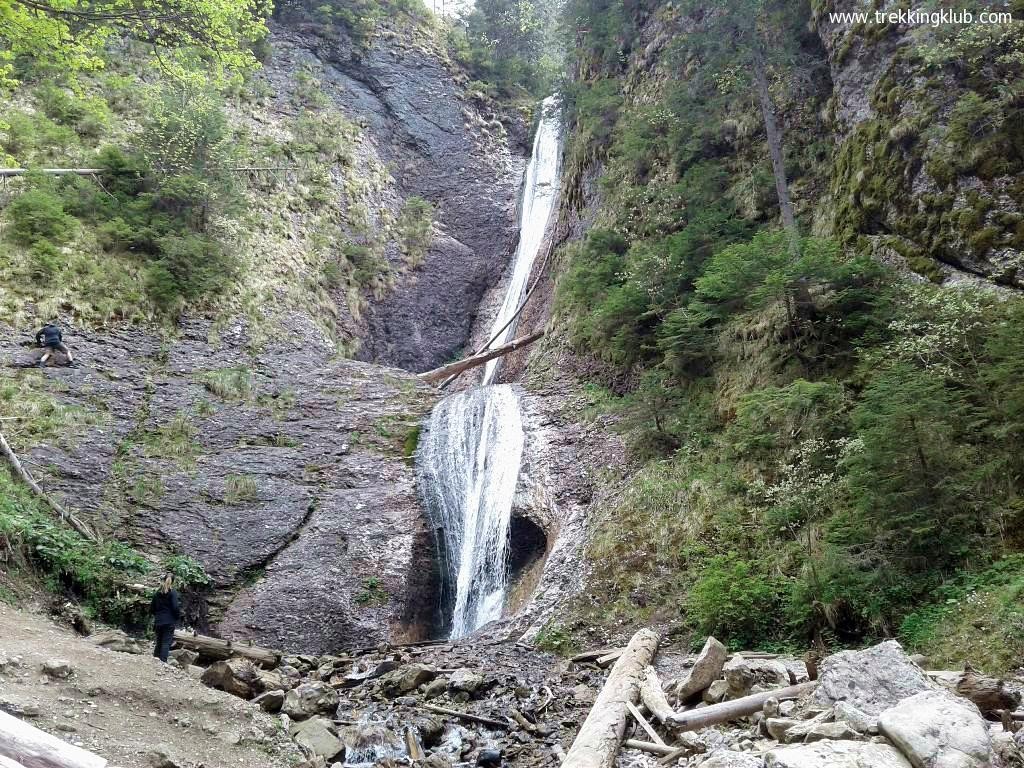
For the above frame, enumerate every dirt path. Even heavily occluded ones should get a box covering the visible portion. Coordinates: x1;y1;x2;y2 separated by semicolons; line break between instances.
0;604;302;768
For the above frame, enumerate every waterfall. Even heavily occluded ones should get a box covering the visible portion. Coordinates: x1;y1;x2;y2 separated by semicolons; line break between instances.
417;386;525;638
482;95;563;385
417;96;562;638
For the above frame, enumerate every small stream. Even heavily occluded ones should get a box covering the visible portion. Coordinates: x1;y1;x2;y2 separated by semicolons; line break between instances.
417;97;563;638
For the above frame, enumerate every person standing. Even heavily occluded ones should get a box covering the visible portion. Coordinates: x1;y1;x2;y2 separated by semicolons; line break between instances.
35;322;74;366
151;574;182;662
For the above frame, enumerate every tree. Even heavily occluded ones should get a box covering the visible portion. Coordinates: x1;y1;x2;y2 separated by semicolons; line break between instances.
673;0;810;254
0;0;269;89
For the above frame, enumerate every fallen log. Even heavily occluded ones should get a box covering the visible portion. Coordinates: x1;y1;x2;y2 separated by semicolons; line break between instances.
596;649;624;668
0;431;96;542
571;648;624;664
421;705;509;730
0;755;26;768
172;631;280;668
656;682;817;764
418;330;544;384
626;701;665;745
0;711;107;768
640;667;676;724
623;740;676;757
956;665;1022;715
560;628;661;768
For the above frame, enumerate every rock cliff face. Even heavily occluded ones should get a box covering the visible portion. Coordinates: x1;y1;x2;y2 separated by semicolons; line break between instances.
0;16;529;652
262;22;527;371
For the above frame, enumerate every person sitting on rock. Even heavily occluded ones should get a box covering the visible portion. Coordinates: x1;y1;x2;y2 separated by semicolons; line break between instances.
151;573;182;663
35;322;73;366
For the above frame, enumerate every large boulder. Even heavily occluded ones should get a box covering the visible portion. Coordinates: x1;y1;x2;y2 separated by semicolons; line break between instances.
878;690;992;768
200;659;259;699
676;637;729;702
283;682;339;720
814;641;935;716
765;741;913;768
289;717;345;761
380;664;437;697
723;656;790;698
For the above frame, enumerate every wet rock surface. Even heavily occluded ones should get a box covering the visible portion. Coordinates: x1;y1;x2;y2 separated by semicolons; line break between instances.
0;318;439;653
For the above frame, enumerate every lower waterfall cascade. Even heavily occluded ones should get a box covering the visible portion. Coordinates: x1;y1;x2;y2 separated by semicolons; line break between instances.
416;97;563;638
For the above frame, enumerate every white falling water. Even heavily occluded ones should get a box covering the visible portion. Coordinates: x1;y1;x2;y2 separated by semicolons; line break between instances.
482;95;563;385
417;96;562;639
417;386;525;638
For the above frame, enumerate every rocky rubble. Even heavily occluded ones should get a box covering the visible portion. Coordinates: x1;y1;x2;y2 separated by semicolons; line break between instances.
149;630;1024;768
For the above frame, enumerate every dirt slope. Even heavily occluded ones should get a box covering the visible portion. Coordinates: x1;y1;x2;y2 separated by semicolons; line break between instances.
0;604;302;768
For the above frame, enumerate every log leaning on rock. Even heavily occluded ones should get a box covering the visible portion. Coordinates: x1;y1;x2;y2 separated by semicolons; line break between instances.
0;711;107;768
956;665;1022;715
560;628;661;768
655;682;818;765
639;667;676;724
173;631;280;668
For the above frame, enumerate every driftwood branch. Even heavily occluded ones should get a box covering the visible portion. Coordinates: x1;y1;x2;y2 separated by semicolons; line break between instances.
561;628;661;768
418;330;544;384
640;667;676;724
0;710;107;768
0;430;96;542
623;740;676;757
172;631;280;668
626;701;665;745
421;705;509;730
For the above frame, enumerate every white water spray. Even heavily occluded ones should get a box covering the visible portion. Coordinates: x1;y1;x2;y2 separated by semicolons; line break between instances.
417;97;562;638
482;95;563;385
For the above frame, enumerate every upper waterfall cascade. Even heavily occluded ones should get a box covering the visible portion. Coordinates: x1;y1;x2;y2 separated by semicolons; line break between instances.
417;97;563;638
482;94;564;385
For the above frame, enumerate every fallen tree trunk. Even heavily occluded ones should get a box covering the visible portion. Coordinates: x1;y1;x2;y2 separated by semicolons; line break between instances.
623;740;676;757
172;631;280;668
570;648;623;664
0;431;96;542
0;711;107;768
418;330;544;384
640;667;676;724
667;682;816;733
561;628;661;768
655;682;817;764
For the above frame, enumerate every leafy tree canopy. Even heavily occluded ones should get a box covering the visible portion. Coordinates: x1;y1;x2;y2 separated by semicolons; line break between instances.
0;0;270;90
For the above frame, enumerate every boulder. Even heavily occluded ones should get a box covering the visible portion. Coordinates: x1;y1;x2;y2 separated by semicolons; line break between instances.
255;669;294;693
0;696;41;718
767;718;800;741
766;741;913;768
477;748;502;766
169;648;199;667
423;678;448;699
878;690;992;768
41;659;73;679
699;751;764;768
835;701;877;734
147;744;182;768
91;630;147;655
200;659;259;699
704;679;730;704
381;664;437;697
290;717;345;761
724;657;790;698
676;637;729;702
801;721;863;743
814;641;936;716
253;689;286;713
449;668;486;695
283;682;339;720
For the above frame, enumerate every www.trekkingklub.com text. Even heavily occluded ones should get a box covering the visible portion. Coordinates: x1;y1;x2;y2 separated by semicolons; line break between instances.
828;8;1014;26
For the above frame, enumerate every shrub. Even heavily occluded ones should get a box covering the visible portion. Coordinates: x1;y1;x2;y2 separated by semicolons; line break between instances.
688;553;783;648
396;196;434;267
5;184;76;245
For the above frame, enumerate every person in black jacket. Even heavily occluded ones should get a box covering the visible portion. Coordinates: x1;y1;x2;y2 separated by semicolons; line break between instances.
151;574;182;662
35;322;74;366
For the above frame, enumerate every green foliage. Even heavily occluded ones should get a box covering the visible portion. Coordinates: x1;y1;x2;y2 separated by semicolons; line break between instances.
199;367;255;401
689;554;783;648
453;0;560;99
396;196;434;268
5;180;76;245
355;576;389;605
0;471;208;623
224;474;258;504
533;621;578;655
